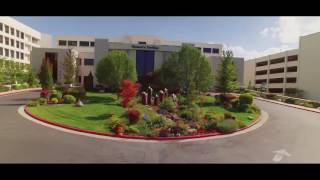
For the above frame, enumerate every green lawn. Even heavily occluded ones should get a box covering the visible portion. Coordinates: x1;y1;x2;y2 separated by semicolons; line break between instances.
28;92;259;134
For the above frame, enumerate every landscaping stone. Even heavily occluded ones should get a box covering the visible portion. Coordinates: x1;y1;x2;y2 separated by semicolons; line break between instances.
172;93;177;102
147;86;153;105
159;90;164;102
75;100;84;107
164;88;168;97
154;94;160;106
141;91;148;105
187;128;197;135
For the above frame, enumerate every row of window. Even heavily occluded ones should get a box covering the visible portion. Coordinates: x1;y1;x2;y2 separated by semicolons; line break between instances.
255;77;297;84
255;55;298;67
202;47;219;54
77;58;94;66
0;22;25;39
58;40;95;47
254;88;299;94
255;66;298;75
0;47;24;60
0;35;25;50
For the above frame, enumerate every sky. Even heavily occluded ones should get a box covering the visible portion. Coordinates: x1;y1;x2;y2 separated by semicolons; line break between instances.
13;16;320;60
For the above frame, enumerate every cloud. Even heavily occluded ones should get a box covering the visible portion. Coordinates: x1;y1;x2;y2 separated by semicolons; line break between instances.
261;16;320;44
223;44;294;60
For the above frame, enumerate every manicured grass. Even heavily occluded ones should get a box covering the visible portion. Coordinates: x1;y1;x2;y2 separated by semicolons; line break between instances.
199;96;259;125
28;92;152;133
28;92;260;134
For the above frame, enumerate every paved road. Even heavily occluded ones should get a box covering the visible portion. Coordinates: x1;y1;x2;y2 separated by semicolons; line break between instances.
0;91;320;163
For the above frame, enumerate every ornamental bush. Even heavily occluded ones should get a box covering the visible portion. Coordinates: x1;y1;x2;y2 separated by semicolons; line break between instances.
146;116;174;129
237;120;246;129
119;80;140;108
285;98;296;104
204;119;217;131
27;100;39;107
38;97;47;105
63;95;76;104
239;93;253;105
40;89;49;98
217;119;239;133
160;98;175;112
51;98;59;104
127;108;141;124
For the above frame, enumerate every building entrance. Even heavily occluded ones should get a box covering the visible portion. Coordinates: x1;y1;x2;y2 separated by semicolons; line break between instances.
136;50;155;82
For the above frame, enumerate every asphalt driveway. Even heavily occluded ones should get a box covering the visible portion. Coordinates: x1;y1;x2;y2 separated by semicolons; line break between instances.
0;91;319;163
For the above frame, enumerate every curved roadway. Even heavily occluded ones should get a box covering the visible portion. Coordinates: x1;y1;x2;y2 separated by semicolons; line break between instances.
0;91;320;163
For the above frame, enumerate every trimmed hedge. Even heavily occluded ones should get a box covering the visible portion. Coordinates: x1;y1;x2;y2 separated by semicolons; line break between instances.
239;93;253;105
217;119;239;133
63;95;76;104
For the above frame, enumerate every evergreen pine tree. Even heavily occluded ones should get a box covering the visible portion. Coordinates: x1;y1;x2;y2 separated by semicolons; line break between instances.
215;50;239;94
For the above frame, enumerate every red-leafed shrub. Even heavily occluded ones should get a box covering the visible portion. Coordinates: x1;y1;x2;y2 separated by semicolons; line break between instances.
119;80;140;108
40;88;49;98
127;108;141;124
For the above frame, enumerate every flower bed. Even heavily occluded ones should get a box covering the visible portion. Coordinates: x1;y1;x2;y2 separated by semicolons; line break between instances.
26;90;261;140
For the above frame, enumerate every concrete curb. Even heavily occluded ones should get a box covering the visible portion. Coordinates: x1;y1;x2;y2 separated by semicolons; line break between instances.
254;97;320;114
0;88;41;97
19;105;268;143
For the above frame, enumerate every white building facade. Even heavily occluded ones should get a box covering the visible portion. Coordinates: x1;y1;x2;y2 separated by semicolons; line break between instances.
0;16;52;64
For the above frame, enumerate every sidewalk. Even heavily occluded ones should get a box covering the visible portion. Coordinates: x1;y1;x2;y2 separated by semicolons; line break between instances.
254;96;320;114
0;88;41;97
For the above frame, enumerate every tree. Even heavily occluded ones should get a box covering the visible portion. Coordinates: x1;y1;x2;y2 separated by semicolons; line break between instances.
160;45;214;96
27;66;39;88
119;80;140;108
215;50;239;94
247;80;253;90
39;58;54;90
96;50;137;91
63;49;77;84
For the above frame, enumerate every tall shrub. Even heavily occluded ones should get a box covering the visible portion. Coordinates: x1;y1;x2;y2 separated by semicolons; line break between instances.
215;50;239;94
119;80;140;108
96;50;137;91
63;49;77;84
160;45;214;96
39;58;54;90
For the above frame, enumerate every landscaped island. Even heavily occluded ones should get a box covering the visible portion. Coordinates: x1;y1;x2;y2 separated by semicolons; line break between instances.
26;87;260;138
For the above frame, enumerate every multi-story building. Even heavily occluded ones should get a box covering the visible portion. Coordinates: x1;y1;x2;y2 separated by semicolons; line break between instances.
244;32;320;101
31;35;244;89
0;16;51;64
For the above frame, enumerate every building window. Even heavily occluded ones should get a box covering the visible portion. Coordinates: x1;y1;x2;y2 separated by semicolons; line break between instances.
10;27;14;36
256;70;268;75
78;76;82;83
16;40;19;48
138;41;146;45
79;41;90;47
5;49;9;57
288;55;298;62
90;41;95;47
20;52;24;60
10;50;14;58
287;66;297;72
270;57;285;64
269;68;284;74
0;35;3;44
0;23;2;31
21;32;24;39
5;25;9;33
212;48;219;54
16;52;19;59
269;88;283;93
269;78;284;84
84;59;94;65
68;41;77;46
256;61;268;67
255;79;267;84
5;37;9;45
58;40;67;46
0;47;3;56
16;30;20;38
10;39;14;47
286;77;297;83
203;48;211;53
21;42;24;50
